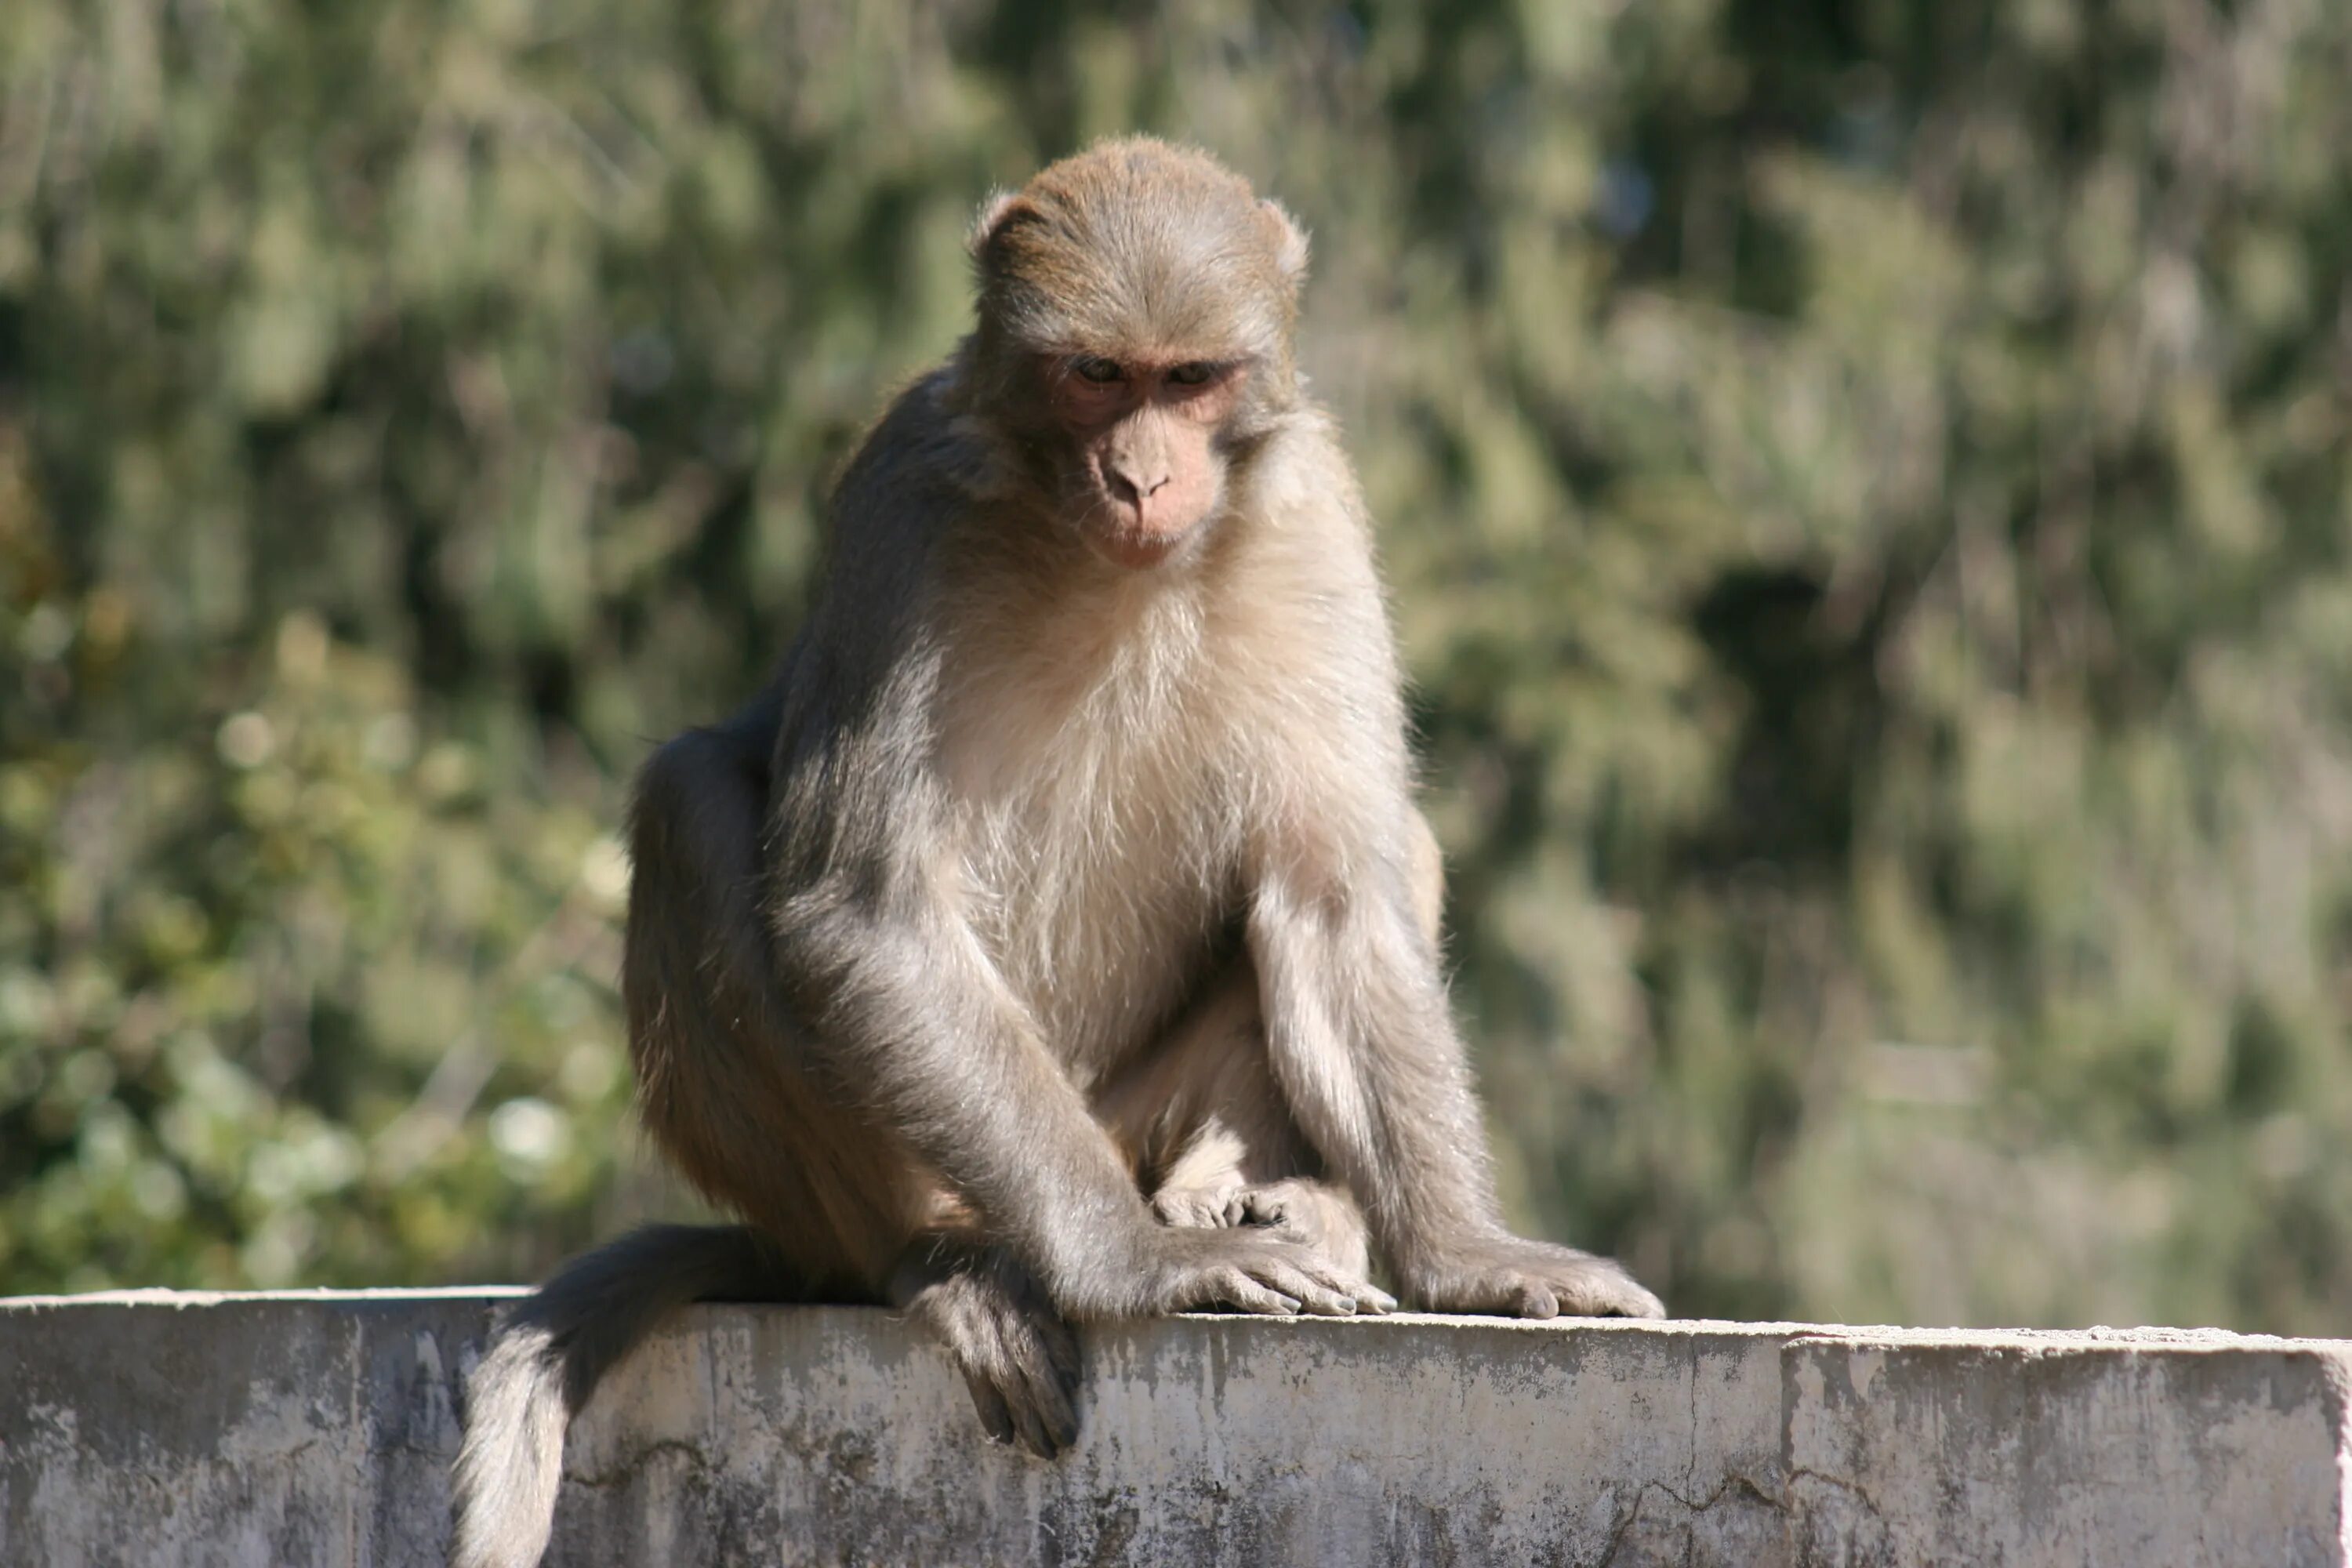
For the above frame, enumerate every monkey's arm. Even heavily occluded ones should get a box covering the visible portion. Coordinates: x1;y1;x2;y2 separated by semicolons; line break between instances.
1246;826;1662;1319
1232;457;1665;1319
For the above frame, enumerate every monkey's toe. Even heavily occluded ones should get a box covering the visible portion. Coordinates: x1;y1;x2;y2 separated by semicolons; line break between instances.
1152;1183;1244;1230
1530;1254;1667;1319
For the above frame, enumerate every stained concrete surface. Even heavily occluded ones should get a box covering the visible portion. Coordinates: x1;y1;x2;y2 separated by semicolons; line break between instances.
0;1291;2345;1566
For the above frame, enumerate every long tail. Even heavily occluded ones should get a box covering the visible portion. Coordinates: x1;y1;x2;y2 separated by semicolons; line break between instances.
451;1224;793;1568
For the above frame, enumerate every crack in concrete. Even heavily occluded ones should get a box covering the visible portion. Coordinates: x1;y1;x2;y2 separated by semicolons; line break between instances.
1594;1468;1788;1567
1783;1465;1889;1523
1783;1461;1896;1566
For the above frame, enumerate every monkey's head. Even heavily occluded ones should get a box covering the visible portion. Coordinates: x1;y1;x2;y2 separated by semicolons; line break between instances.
966;138;1311;571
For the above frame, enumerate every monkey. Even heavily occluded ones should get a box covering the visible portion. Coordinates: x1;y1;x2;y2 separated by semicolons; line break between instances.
453;137;1664;1568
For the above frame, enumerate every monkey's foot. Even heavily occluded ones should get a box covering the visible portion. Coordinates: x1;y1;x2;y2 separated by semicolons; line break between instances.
1221;1177;1351;1233
1403;1236;1665;1319
894;1246;1081;1458
1150;1181;1247;1232
1226;1181;1377;1294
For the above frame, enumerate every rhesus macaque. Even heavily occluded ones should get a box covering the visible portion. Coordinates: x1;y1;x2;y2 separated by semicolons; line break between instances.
454;137;1663;1568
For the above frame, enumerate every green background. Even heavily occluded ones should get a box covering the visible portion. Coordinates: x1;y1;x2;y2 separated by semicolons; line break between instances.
5;0;2349;1334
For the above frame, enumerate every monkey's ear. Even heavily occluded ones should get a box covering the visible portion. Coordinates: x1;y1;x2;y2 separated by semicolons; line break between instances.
1259;199;1311;288
969;190;1041;265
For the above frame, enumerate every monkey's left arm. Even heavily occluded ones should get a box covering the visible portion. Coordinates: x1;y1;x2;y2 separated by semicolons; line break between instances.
1237;548;1667;1319
1246;804;1664;1319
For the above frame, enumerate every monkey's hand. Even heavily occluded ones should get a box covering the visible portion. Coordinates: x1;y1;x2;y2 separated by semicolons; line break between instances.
1138;1225;1388;1318
1152;1178;1385;1305
891;1241;1082;1458
1401;1233;1666;1319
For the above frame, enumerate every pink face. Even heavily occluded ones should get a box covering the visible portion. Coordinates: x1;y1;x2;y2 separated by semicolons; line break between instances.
1047;354;1249;569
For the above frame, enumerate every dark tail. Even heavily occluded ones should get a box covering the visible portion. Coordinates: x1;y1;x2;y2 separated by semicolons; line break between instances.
451;1224;793;1568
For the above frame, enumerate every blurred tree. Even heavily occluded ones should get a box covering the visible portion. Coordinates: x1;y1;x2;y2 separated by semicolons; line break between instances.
2;0;2347;1332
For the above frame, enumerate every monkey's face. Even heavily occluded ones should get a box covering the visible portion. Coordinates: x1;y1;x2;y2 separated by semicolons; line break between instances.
967;140;1313;571
1047;351;1249;570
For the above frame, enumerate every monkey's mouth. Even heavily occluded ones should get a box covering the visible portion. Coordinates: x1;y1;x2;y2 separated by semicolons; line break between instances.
1091;521;1193;570
1080;495;1214;570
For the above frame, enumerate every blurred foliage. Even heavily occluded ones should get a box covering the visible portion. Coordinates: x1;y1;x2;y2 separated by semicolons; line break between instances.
3;0;2349;1333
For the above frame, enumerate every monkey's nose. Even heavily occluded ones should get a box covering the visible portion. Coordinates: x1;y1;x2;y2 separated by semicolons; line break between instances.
1107;466;1171;509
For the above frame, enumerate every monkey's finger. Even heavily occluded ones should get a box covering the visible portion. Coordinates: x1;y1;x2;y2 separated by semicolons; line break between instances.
1037;1314;1083;1398
1035;1385;1080;1454
1208;1269;1301;1315
1353;1283;1399;1314
1007;1387;1062;1458
1590;1274;1668;1319
960;1365;1018;1446
1014;1334;1082;1452
1570;1280;1668;1319
1546;1261;1667;1319
1295;1287;1359;1318
1251;1259;1359;1317
1024;1377;1079;1454
973;1319;1054;1458
1284;1254;1378;1305
1513;1280;1561;1319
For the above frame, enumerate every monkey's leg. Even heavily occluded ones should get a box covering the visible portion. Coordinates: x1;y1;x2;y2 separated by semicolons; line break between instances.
626;696;934;1283
626;705;1082;1456
459;703;1083;1568
1093;960;1380;1293
1096;808;1454;1287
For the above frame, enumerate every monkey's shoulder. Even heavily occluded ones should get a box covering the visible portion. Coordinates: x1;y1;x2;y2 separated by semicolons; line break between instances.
829;368;996;527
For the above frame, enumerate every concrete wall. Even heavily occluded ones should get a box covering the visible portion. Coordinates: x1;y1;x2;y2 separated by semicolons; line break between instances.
1;1290;2346;1566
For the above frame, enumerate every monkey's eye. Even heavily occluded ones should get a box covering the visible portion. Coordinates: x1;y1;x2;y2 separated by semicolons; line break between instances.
1072;357;1125;384
1168;361;1219;386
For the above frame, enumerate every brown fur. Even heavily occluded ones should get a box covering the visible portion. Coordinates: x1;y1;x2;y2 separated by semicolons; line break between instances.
452;138;1661;1568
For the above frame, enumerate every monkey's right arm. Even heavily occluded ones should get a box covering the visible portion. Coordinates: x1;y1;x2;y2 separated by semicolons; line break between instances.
759;648;1368;1323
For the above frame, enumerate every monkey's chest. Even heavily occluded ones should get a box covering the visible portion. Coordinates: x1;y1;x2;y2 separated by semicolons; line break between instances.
934;588;1248;1078
949;761;1234;1082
